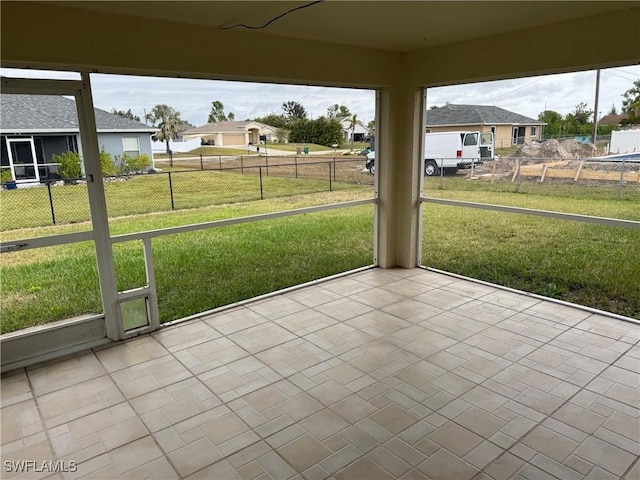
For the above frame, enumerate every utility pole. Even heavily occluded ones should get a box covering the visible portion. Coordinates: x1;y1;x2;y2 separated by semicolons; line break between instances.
592;69;601;148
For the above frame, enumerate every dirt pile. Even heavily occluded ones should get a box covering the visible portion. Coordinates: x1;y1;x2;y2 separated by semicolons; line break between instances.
509;139;595;159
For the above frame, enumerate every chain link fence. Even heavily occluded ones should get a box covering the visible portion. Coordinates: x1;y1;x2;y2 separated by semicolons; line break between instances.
0;156;373;230
423;156;640;201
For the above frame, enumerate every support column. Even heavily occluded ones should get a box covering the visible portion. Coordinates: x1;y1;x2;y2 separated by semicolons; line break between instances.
376;82;425;268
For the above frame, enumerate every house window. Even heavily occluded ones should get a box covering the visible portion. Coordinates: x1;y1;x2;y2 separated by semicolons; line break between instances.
531;126;537;137
425;128;431;133
123;137;140;157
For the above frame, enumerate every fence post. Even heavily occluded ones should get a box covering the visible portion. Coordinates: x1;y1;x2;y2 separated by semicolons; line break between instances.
259;166;264;200
617;157;626;200
329;163;333;192
200;154;203;170
219;155;222;171
295;156;298;179
168;172;175;210
46;181;56;225
333;157;336;182
516;158;522;193
241;156;244;174
265;155;269;176
440;159;444;190
169;150;173;168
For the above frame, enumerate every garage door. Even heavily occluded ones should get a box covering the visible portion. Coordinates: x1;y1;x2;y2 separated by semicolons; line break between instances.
222;134;245;146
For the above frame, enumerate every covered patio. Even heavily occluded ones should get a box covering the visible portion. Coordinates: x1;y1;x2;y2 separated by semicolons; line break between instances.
3;268;639;479
1;1;639;478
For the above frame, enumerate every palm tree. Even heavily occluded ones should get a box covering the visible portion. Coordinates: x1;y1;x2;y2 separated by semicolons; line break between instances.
346;113;364;152
145;104;186;161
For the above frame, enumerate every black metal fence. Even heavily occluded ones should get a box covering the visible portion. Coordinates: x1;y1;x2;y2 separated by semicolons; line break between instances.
0;157;373;230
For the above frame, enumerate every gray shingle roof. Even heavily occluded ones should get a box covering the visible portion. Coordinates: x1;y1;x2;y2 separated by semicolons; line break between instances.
426;104;544;127
0;94;155;132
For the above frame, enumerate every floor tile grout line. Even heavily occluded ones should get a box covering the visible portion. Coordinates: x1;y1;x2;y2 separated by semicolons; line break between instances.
471;327;639;480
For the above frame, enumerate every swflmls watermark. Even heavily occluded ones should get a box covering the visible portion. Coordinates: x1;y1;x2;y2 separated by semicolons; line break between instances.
4;460;78;473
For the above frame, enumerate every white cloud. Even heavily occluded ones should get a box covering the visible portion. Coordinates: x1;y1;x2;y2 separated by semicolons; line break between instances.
3;65;637;126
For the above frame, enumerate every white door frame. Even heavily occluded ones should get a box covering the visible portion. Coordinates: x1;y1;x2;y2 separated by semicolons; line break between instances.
6;136;40;183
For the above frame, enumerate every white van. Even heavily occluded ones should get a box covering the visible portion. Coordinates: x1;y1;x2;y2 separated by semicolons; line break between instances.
366;131;494;175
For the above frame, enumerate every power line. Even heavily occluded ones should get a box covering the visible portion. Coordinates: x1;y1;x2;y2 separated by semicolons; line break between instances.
221;1;324;31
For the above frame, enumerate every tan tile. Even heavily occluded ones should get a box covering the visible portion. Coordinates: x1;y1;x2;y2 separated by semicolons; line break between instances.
129;377;219;432
428;422;483;457
521;426;579;462
203;306;268;335
94;336;168;372
242;385;288;412
279;393;324;421
167;437;222;477
1;440;55;479
300;409;349;440
335;457;393;480
36;376;124;428
200;413;250;446
173;337;248;374
331;395;377;423
574;436;636;477
108;436;164;476
110;356;192;399
307;379;352;406
370;404;419;435
28;353;107;396
1;370;33;406
122;456;179;479
417;449;478;480
455;407;508;438
1;399;43;446
152;319;222;352
276;434;331;471
184;459;242;480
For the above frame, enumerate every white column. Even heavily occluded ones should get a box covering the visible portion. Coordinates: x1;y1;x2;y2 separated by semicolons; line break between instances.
77;72;121;340
375;83;425;268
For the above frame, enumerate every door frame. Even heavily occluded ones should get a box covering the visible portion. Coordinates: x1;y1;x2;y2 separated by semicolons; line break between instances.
6;136;40;183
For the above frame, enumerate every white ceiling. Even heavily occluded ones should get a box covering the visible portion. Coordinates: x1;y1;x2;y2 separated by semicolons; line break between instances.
53;1;635;52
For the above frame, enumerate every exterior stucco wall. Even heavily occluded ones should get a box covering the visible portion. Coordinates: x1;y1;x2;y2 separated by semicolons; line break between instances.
96;132;153;160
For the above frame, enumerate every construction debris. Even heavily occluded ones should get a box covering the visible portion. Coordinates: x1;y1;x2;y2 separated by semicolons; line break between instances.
509;139;595;160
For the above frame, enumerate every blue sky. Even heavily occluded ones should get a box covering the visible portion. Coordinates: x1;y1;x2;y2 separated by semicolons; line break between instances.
2;65;638;127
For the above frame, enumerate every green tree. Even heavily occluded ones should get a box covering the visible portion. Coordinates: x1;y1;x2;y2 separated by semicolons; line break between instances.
572;102;593;125
288;117;342;146
208;100;235;123
621;79;640;126
367;120;375;135
327;104;351;118
538;110;563;137
253;113;288;129
282;101;307;120
53;151;82;183
345;113;364;152
111;108;141;122
145;104;186;156
607;104;618;115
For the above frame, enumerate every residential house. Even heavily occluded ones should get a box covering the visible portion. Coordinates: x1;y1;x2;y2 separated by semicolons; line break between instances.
183;121;280;146
1;94;156;183
599;113;629;128
338;116;369;143
426;104;545;148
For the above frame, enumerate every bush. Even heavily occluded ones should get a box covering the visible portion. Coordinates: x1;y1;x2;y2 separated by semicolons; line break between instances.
113;153;152;175
100;149;118;176
52;151;82;181
1;168;13;184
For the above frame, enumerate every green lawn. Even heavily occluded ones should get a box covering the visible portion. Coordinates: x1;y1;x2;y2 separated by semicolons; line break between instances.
1;179;639;334
0;170;364;231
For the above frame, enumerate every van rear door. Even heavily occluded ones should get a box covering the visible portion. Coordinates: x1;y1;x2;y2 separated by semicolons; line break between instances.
461;132;479;162
480;132;494;159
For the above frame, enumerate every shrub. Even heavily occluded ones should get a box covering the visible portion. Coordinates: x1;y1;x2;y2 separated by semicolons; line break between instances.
52;151;82;181
100;149;118;176
113;153;152;175
1;168;13;184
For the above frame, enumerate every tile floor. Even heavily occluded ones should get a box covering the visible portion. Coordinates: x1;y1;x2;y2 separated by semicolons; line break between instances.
2;268;639;480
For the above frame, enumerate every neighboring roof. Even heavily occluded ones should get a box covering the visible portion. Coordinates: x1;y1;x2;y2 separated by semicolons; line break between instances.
599;113;628;125
426;104;544;127
0;94;156;133
184;121;278;136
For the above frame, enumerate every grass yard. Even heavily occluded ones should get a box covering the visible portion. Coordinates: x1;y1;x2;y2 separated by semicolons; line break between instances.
1;177;639;334
423;205;639;319
0;168;370;231
1;199;375;334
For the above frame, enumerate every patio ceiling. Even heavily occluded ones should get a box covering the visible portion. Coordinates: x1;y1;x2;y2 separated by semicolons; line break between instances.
48;1;637;53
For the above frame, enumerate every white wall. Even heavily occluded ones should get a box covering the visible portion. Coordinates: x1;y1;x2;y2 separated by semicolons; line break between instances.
152;138;201;153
